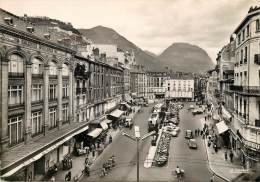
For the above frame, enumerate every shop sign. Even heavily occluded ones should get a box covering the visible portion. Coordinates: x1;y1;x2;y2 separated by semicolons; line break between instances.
244;140;260;150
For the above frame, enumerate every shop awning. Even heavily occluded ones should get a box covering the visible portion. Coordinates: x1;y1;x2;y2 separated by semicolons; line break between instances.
105;119;113;124
109;109;124;118
1;124;89;178
87;128;103;138
121;102;131;109
222;106;232;121
216;121;229;134
100;121;108;130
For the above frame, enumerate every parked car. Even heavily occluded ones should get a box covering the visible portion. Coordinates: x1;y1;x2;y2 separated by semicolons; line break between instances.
163;127;178;137
187;139;198;149
189;105;195;110
168;117;180;125
192;108;203;115
163;125;180;132
185;130;193;139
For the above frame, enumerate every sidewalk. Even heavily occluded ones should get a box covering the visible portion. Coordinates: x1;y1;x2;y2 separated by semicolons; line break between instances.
201;104;244;182
54;105;140;181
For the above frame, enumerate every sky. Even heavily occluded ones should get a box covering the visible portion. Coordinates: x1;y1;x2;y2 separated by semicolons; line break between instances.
1;0;260;63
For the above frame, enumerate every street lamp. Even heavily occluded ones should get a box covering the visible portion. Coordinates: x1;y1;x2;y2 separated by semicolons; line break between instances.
122;126;155;182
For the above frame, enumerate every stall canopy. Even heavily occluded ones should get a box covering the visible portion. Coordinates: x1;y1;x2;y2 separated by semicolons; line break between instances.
121;102;131;109
87;128;103;138
100;121;108;130
109;109;124;118
216;121;229;134
222;106;232;121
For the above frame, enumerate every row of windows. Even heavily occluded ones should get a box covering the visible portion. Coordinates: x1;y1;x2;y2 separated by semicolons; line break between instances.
8;105;69;145
234;71;247;85
237;20;260;45
8;84;69;105
8;54;70;76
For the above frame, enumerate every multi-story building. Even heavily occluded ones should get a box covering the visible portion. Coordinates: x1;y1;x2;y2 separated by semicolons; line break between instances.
165;73;194;102
0;9;125;181
130;65;147;98
229;6;260;168
206;69;219;103
146;71;169;101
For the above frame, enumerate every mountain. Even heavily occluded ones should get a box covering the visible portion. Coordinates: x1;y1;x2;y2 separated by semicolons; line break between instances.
158;43;214;73
144;50;157;58
78;26;163;71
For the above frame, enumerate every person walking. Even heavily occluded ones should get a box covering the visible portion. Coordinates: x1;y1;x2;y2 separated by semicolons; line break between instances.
210;173;215;182
65;171;71;181
230;151;234;163
225;150;228;161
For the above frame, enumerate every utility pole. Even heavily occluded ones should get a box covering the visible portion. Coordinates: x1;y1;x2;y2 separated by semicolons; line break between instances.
122;126;155;182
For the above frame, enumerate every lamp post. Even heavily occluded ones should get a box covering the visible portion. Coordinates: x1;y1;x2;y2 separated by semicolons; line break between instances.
122;126;155;182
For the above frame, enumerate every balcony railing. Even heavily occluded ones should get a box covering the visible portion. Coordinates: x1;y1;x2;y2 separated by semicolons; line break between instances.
254;54;260;65
49;75;58;79
76;88;82;95
82;87;87;93
230;85;260;95
32;73;43;79
8;72;24;78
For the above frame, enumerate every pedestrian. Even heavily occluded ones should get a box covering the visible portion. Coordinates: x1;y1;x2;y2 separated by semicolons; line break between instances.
205;116;207;121
200;130;203;136
195;129;197;136
225;150;228;161
92;149;95;157
65;171;71;181
230;151;234;163
210;173;215;182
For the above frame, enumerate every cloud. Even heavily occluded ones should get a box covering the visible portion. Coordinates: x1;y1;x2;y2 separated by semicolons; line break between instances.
2;0;260;63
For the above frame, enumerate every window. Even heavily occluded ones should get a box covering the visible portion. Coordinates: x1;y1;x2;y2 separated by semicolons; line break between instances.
256;120;260;127
242;30;245;41
62;84;68;98
8;85;23;105
244;47;247;63
49;108;57;127
62;104;68;122
49;84;57;100
32;84;42;102
8;54;24;73
240;50;243;64
49;61;57;75
256;19;260;32
246;25;249;37
8;116;23;145
238;34;241;45
31;111;42;135
32;58;43;74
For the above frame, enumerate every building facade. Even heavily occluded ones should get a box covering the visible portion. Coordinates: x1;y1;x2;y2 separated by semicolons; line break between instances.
146;71;169;101
229;7;260;168
0;9;124;181
165;74;194;102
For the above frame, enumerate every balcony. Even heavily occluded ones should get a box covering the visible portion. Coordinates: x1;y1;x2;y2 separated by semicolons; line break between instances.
76;88;82;95
32;73;43;79
254;54;260;65
49;75;58;79
230;85;260;96
8;72;24;78
82;87;87;93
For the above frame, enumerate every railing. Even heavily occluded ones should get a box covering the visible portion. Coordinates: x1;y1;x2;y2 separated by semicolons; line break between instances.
230;85;260;95
76;88;82;95
82;87;87;93
32;73;43;79
8;72;24;78
254;54;260;65
49;75;58;79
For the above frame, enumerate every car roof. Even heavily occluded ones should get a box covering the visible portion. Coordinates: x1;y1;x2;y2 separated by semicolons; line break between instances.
190;139;196;142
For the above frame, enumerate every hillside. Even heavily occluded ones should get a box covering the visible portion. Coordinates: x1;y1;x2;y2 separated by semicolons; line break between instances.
158;43;214;73
78;26;163;71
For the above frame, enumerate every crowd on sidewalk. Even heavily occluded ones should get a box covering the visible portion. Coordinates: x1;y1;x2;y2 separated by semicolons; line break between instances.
200;102;244;181
52;105;140;181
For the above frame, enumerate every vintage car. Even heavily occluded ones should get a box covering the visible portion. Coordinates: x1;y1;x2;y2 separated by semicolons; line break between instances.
185;130;193;139
188;139;198;149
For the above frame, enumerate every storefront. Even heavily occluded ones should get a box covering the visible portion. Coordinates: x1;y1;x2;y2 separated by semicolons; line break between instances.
107;109;125;128
216;120;230;147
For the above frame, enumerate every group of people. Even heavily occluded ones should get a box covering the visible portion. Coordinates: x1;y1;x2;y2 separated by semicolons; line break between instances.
224;150;234;163
101;155;116;176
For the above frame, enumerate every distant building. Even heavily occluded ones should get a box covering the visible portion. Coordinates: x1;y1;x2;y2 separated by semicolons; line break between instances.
146;71;169;101
165;73;194;102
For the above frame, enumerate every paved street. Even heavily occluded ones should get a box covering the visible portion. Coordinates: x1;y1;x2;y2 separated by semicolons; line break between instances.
82;103;227;182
